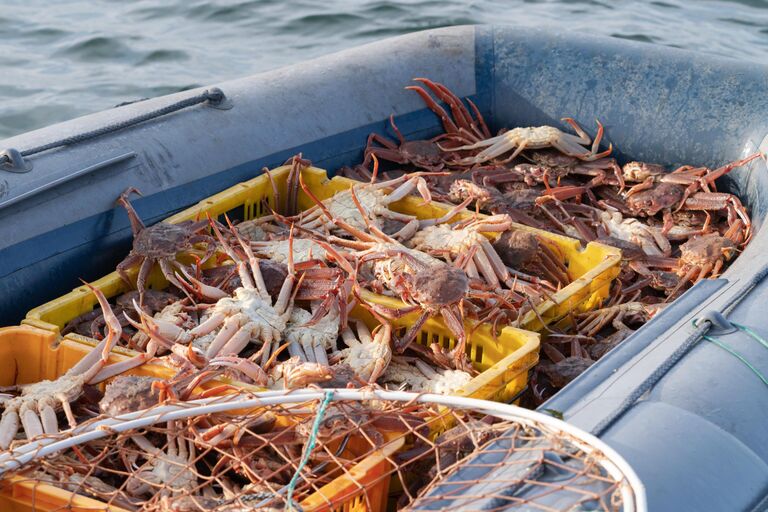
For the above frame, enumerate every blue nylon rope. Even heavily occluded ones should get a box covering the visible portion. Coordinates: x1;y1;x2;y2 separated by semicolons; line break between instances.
286;391;334;511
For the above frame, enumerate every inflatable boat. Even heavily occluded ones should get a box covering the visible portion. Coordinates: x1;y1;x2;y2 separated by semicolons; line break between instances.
1;25;767;511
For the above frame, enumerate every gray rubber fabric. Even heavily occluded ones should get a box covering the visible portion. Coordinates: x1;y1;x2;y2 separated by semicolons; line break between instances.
1;25;768;510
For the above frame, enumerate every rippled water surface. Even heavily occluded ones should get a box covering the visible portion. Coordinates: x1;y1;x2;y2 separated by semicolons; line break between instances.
2;0;768;138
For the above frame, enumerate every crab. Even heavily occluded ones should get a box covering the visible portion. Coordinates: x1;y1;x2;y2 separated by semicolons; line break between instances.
672;232;737;293
380;358;472;395
125;424;198;498
296;183;475;370
620;154;761;241
99;375;162;416
285;303;341;366
363;114;452;172
133;224;299;369
331;317;393;383
115;188;217;300
294;165;440;240
491;229;570;287
332;236;471;370
599;210;671;256
445;118;612;166
0;286;150;449
406;214;524;291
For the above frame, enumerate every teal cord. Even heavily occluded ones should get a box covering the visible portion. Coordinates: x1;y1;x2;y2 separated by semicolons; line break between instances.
286;391;334;511
701;334;768;388
732;322;768;351
697;319;768;388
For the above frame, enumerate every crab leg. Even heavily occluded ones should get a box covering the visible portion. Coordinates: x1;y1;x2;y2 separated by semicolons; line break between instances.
204;316;242;359
38;401;58;435
218;325;255;358
0;412;19;449
472;248;502;288
19;407;44;441
406;84;460;134
117;187;146;236
176;267;228;301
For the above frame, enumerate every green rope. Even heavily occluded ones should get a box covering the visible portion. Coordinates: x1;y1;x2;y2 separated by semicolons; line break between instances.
732;322;768;351
696;319;768;388
286;391;334;511
701;334;768;388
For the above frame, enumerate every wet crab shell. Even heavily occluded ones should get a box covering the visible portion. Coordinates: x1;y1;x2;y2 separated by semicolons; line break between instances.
131;221;206;258
679;233;736;267
625;182;684;216
406;265;469;309
99;375;161;416
409;224;486;257
492;230;540;268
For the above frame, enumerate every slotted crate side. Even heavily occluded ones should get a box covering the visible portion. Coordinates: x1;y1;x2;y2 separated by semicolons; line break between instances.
0;326;397;512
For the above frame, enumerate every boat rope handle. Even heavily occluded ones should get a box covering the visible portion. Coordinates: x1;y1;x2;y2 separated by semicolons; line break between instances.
591;261;768;436
286;390;334;511
0;87;230;172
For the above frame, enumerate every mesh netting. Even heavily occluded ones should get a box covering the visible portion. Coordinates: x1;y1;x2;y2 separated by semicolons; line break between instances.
0;391;641;512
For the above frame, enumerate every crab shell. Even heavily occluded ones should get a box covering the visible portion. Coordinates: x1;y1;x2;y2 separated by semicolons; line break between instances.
370;245;468;309
409;224;486;257
99;375;161;416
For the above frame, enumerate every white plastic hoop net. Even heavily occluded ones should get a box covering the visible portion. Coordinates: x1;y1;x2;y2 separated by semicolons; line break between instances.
0;390;645;512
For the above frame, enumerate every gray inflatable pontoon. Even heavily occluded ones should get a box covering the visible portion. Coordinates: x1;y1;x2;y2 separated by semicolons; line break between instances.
1;25;767;511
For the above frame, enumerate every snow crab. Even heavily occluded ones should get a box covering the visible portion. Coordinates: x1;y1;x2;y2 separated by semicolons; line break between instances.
125;424;198;498
381;358;472;395
446;118;612;166
116;188;216;300
406;214;523;290
492;229;570;287
326;234;471;370
294;169;438;240
363;114;452;172
0;286;148;449
332;316;393;383
133;224;300;368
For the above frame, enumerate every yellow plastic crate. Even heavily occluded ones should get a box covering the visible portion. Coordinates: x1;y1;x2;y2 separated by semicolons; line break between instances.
24;165;540;406
0;325;402;512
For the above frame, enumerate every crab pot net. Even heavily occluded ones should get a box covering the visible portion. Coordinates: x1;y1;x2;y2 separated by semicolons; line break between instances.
0;397;405;511
0;392;641;512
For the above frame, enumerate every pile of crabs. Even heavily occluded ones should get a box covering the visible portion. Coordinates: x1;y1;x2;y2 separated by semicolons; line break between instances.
0;78;762;506
339;78;762;403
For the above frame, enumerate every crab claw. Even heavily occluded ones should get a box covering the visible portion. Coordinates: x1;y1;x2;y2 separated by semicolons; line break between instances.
175;267;228;301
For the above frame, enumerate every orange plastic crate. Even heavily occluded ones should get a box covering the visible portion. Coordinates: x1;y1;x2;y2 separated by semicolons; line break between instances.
0;325;402;512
